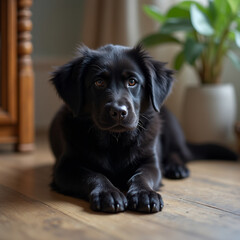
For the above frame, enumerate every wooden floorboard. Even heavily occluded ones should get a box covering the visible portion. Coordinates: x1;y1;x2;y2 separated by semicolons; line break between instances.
0;133;240;240
0;185;110;240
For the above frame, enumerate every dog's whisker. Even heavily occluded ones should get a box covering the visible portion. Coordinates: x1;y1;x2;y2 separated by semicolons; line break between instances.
141;114;150;121
137;121;146;131
136;127;141;134
111;132;121;142
139;124;146;130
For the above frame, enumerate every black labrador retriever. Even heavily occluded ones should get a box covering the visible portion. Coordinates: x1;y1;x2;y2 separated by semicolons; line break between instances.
49;44;237;213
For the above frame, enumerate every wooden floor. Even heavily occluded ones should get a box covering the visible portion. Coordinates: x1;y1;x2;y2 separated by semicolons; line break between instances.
0;133;240;240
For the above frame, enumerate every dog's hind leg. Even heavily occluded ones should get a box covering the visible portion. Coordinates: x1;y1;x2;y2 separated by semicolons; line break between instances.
162;152;190;179
160;106;192;179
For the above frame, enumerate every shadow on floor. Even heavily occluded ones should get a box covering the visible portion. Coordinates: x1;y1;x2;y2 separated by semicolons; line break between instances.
4;163;146;216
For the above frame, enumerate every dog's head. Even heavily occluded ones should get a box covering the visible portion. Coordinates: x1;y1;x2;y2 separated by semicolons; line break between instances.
51;44;174;132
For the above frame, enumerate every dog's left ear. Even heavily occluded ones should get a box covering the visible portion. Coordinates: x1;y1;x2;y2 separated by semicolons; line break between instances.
50;46;90;116
131;45;174;112
147;60;174;112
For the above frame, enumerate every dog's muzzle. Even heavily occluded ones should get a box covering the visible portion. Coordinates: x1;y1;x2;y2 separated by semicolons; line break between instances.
94;102;138;132
109;104;128;122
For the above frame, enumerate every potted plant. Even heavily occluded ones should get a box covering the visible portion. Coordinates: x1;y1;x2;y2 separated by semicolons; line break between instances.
141;0;240;147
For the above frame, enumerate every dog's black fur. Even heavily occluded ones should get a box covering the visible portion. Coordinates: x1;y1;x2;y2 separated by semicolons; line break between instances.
49;44;238;213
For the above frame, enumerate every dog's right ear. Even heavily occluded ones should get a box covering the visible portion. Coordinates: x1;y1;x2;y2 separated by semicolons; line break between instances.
50;46;90;116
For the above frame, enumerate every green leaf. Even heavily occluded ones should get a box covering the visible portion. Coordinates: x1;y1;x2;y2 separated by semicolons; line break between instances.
160;18;193;34
207;0;217;25
140;33;181;47
227;50;240;70
214;0;232;15
174;51;185;70
173;1;194;9
183;38;205;64
237;17;240;31
213;0;232;36
235;30;240;48
176;1;209;17
228;0;240;14
143;5;165;22
190;4;214;36
166;6;190;19
228;31;236;41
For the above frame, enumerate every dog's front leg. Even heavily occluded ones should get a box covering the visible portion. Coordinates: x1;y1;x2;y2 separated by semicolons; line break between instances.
52;155;128;213
127;163;164;213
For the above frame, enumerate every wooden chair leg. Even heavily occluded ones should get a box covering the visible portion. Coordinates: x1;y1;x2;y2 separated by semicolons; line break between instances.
235;122;240;154
17;0;34;152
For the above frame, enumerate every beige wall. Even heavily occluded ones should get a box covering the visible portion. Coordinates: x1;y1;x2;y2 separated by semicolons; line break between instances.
32;0;84;130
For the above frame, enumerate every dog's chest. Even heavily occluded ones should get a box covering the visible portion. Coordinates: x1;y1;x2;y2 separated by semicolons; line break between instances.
97;138;140;167
100;146;139;188
87;134;142;178
71;121;152;181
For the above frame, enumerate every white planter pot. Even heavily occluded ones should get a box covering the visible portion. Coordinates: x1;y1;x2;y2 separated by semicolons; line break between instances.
182;84;237;147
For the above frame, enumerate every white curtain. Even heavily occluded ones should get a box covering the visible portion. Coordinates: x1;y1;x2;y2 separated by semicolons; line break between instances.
81;0;170;48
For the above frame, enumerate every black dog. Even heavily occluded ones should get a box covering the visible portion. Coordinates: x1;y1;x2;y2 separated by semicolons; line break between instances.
49;44;237;213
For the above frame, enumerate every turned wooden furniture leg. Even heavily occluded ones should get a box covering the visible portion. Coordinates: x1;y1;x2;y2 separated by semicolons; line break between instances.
17;0;34;152
235;122;240;154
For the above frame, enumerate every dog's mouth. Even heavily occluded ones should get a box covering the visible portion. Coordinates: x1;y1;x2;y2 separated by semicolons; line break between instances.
94;120;138;133
108;124;134;133
100;124;137;133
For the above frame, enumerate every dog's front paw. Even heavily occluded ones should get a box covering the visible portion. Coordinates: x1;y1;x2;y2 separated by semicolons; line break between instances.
127;190;164;213
90;189;128;213
163;163;189;179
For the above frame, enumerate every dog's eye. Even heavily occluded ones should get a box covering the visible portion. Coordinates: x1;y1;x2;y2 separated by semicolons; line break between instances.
128;78;137;87
95;79;106;88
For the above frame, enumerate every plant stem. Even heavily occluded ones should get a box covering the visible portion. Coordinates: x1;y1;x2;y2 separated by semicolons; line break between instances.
193;31;207;84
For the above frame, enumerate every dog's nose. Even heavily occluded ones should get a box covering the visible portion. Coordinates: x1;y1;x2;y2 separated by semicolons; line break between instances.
109;105;128;121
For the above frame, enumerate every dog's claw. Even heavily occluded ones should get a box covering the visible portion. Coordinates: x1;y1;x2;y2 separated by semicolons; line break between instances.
147;204;151;211
116;203;120;212
90;190;127;213
159;200;164;211
127;190;163;213
152;203;157;212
